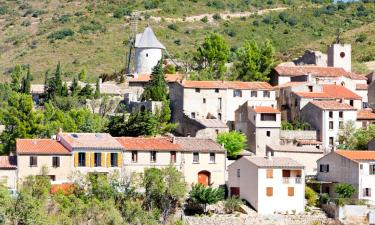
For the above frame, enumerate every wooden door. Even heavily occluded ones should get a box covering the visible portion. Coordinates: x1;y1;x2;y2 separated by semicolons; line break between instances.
198;171;210;186
230;187;240;197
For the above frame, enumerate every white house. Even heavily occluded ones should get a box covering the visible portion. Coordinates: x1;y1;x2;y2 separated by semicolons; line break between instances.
228;156;305;214
317;150;375;204
0;156;17;190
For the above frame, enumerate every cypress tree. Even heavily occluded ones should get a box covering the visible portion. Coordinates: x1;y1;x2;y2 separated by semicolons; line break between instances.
54;62;63;96
94;78;100;99
141;59;168;101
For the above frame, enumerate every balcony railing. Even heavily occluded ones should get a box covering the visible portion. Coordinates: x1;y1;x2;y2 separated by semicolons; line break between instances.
282;177;302;184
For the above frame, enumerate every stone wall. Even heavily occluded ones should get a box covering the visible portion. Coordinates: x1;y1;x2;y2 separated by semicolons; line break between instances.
280;130;317;140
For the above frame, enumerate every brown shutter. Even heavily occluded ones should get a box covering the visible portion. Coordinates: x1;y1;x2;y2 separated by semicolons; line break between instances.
266;187;273;197
266;169;273;178
288;187;294;196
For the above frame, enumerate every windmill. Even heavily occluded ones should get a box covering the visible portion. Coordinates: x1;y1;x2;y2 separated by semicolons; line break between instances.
125;11;139;75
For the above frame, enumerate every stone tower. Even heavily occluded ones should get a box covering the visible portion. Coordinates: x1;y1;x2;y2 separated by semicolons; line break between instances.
134;27;165;76
327;44;351;72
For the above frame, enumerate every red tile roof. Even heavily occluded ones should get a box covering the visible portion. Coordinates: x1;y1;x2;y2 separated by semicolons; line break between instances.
273;82;307;89
59;133;124;150
251;106;280;114
128;74;183;83
294;92;332;99
115;137;179;151
182;80;273;90
16;139;70;155
275;65;366;80
357;109;375;120
309;101;356;110
294;84;361;100
356;83;368;90
0;156;16;169
336;150;375;161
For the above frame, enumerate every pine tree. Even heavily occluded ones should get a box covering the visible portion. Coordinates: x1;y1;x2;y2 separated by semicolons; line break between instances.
61;82;69;96
10;65;23;92
21;66;32;94
141;59;168;101
54;62;63;96
78;67;87;81
94;78;100;99
70;77;80;96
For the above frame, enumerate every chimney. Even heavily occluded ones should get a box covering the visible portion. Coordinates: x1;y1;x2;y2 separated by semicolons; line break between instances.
266;151;272;160
172;136;176;144
57;128;63;141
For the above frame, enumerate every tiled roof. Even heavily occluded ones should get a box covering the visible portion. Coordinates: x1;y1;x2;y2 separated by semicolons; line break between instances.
357;109;375;120
195;119;228;128
181;80;273;90
128;74;182;83
273;82;308;89
244;156;304;168
336;150;375;161
59;133;124;150
275;65;366;80
175;137;225;153
309;101;356;110
115;137;179;151
356;83;368;90
250;106;280;114
294;85;361;100
267;144;323;153
16;139;70;155
0;156;17;169
294;92;332;99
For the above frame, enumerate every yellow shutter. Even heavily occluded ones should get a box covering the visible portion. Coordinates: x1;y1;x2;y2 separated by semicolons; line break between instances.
85;153;89;167
74;152;78;167
107;153;111;167
118;153;122;167
91;152;95;167
101;153;105;167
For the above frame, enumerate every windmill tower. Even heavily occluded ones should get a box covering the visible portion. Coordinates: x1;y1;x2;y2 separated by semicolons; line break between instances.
125;12;139;75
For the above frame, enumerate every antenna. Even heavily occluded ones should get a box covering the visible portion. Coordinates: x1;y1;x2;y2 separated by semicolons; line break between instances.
125;11;139;75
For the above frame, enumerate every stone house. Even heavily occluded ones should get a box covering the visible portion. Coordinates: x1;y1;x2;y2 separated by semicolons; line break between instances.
176;117;229;140
228;156;305;214
356;109;375;128
0;156;17;189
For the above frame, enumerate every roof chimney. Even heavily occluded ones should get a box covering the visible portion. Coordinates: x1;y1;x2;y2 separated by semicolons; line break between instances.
266;151;272;160
172;136;176;144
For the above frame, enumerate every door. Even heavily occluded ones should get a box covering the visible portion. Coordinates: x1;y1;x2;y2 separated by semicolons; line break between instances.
198;171;210;186
230;187;240;197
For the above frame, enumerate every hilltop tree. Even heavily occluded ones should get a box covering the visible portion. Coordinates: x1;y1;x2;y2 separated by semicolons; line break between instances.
232;39;276;82
217;131;247;158
194;33;229;80
142;59;168;101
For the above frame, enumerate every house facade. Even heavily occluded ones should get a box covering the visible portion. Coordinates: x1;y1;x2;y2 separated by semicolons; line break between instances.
317;151;375;204
0;156;17;189
228;156;305;214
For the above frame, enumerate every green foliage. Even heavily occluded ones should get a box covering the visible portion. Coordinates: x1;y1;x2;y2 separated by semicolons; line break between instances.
142;59;169;101
94;78;100;99
10;64;24;91
47;28;74;41
78;67;87;81
231;39;275;82
217;131;246;158
305;186;317;206
338;122;375;150
188;184;224;213
319;193;330;205
21;66;32;94
335;183;356;199
281;120;311;130
224;196;242;214
164;64;176;74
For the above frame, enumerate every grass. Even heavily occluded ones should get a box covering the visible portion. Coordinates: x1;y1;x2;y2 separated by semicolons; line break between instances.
0;1;374;83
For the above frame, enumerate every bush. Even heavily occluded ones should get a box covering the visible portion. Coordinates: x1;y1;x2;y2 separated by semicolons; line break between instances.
168;23;178;31
201;16;208;23
212;13;221;20
356;33;367;43
79;20;105;34
224;197;242;214
335;183;355;199
47;28;74;41
305;187;317;206
319;193;330;205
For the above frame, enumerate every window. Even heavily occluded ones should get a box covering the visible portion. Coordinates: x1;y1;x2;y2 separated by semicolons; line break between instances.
237;169;240;177
266;169;273;178
29;156;37;167
150;151;157;163
209;153;215;163
320;164;329;173
78;153;86;167
191;112;196;118
329;121;334;130
146;53;149;57
233;90;242;97
360;164;363;170
215;88;219;93
52;156;60;168
266;187;273;197
329;111;333;118
193;152;199;163
49;175;56;181
339;111;343;118
288;187;295;197
215;129;219;135
218;113;222;120
308;86;313;92
350;100;354;106
329;137;334;146
170;151;176;164
266;131;271;137
110;153;118;167
203;98;206;104
131;151;138;163
94;153;101;167
339;121;344;129
195;88;200;93
364;188;372;197
370;165;375;175
263;91;270;98
218;98;222;110
251;91;257;97
261;113;276;121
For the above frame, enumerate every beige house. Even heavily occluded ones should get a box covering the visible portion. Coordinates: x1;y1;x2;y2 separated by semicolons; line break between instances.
228;156;305;214
116;137;226;187
356;109;375;129
0;156;17;189
175;117;229;140
235;102;281;156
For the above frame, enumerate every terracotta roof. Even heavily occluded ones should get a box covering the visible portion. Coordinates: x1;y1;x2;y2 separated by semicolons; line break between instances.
0;156;17;169
322;84;362;100
115;137;179;151
250;106;280;114
273;82;308;89
356;83;368;90
357;109;375;120
309;101;356;110
181;80;273;90
175;137;225;153
244;156;304;168
128;74;182;83
275;65;366;80
16;139;70;155
294;92;332;99
59;133;124;150
336;150;375;161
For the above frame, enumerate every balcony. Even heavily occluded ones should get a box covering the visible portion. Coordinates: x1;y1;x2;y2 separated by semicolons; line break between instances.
282;177;302;184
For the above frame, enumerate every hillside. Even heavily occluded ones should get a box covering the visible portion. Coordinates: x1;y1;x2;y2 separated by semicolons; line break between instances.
0;0;374;82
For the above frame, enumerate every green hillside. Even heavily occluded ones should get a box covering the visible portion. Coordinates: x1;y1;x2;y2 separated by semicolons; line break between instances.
0;0;374;82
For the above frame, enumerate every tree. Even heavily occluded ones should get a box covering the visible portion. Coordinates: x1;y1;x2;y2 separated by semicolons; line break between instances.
337;123;375;150
217;131;247;158
94;78;101;99
45;62;63;99
70;77;81;96
21;66;32;94
122;111;159;137
337;120;356;149
79;83;93;98
232;39;276;81
10;65;24;91
335;183;356;199
142;59;168;101
188;184;224;213
78;66;87;81
194;33;229;80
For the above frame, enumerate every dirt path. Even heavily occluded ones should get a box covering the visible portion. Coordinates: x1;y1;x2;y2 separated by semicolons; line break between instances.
148;7;287;23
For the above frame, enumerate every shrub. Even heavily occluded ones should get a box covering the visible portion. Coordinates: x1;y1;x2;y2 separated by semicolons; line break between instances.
335;183;355;199
305;187;317;206
144;0;159;9
188;184;225;213
79;20;105;34
168;23;178;31
58;14;71;24
47;28;74;41
319;193;330;205
224;197;242;214
356;33;367;43
201;16;208;23
212;13;221;20
113;6;131;18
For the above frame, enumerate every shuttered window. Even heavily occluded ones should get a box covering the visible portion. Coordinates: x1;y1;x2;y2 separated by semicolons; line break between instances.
288;187;294;196
266;187;273;197
266;169;273;178
78;153;86;167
